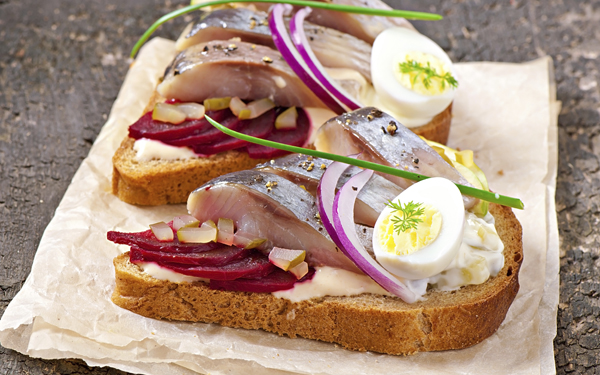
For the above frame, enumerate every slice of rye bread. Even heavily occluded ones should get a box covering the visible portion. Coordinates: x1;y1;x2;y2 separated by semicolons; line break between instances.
112;93;453;206
111;203;522;355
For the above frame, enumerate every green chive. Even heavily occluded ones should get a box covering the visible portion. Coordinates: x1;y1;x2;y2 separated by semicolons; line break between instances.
131;0;442;58
204;115;525;210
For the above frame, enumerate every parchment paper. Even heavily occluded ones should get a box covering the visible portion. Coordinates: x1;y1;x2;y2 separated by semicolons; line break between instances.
0;38;560;375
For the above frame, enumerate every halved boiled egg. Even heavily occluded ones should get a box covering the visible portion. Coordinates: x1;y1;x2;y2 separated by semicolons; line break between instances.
372;178;465;280
371;27;457;127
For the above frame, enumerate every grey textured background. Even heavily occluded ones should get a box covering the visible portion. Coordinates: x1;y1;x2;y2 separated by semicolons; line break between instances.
0;0;593;373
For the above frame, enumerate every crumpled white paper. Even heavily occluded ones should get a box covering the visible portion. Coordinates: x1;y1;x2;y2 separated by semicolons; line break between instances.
0;38;560;375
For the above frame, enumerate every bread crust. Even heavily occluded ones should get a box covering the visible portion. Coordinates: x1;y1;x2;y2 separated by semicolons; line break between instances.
111;203;522;355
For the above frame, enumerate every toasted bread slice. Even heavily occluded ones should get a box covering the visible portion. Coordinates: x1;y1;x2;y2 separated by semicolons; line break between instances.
111;92;453;205
111;203;522;355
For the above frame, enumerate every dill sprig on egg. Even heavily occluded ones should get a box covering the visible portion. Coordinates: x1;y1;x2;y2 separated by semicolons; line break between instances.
386;201;425;234
398;60;458;90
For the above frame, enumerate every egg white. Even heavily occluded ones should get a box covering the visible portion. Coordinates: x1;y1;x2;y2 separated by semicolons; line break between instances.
371;28;457;126
372;178;465;280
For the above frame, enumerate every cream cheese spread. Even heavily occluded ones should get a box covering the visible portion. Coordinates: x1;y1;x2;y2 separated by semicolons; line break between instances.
133;138;198;162
138;261;208;283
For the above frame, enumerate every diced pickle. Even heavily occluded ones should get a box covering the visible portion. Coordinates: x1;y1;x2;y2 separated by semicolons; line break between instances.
204;97;232;111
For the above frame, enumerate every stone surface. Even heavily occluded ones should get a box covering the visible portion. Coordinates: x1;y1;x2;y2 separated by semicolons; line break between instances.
0;0;595;373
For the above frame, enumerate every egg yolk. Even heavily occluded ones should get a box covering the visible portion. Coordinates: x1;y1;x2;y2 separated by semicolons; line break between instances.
377;204;442;256
394;51;451;96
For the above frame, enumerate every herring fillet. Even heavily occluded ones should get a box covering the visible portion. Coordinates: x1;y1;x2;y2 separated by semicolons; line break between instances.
175;8;373;82
187;170;361;273
175;9;273;51
256;154;403;226
251;0;415;44
314;107;478;209
158;40;326;108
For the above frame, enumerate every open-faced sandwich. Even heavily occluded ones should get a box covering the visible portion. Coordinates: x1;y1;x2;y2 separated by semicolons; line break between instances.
112;1;458;205
108;106;523;355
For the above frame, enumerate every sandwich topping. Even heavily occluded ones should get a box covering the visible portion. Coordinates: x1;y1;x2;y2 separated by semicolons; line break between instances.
110;109;505;303
129;102;311;160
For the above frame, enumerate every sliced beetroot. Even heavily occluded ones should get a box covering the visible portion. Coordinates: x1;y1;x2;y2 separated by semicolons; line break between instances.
246;108;310;159
128;109;229;141
164;115;242;147
209;267;316;293
129;245;251;266
107;224;222;253
152;252;276;280
192;135;248;155
188;109;275;155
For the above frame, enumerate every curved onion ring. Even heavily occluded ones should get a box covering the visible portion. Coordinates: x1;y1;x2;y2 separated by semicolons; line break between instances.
268;4;345;114
316;160;351;250
290;7;362;111
332;169;417;303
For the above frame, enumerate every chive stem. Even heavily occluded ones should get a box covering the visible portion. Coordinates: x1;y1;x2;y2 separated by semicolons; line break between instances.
131;0;442;58
205;115;525;210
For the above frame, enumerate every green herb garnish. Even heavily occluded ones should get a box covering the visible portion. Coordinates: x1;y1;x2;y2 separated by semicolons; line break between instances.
131;0;443;58
399;60;458;90
387;201;425;233
204;115;525;210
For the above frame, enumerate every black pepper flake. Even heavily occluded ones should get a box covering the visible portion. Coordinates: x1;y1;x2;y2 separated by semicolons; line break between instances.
352;186;358;191
381;126;387;134
387;121;398;135
202;45;209;54
309;36;314;41
173;68;180;76
362;228;367;233
413;158;419;164
370;108;383;118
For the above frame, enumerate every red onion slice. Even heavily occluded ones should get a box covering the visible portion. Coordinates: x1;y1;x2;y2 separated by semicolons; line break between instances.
316;160;351;250
290;8;362;111
332;169;417;303
269;4;345;114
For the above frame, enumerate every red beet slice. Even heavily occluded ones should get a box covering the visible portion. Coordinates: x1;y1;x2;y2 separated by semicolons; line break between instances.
129;245;251;266
164;115;242;147
150;253;276;280
128;109;229;141
209;267;315;293
192;135;248;155
107;223;222;253
191;109;277;155
246;108;310;159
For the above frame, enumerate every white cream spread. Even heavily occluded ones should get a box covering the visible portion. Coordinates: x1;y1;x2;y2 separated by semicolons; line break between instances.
272;266;390;302
133;138;198;162
138;262;208;283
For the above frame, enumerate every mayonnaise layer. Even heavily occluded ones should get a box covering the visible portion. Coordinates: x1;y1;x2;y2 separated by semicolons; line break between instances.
133;138;198;162
138;262;208;283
